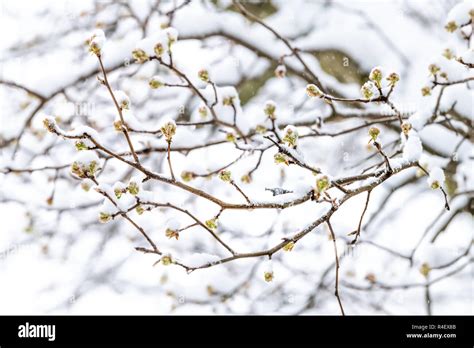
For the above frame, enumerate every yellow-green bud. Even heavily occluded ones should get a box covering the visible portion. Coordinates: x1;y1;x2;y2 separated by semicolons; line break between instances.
226;132;236;143
282;126;298;148
161;254;173;265
99;212;111;224
75;141;88;151
368;126;380;142
421;86;431;96
428;64;440;76
136;205;145;215
442;48;454;60
218;170;232;182
401;122;412;136
161;120;177;142
241;174;251;184
444;21;458;33
255;125;267;134
149;76;164;89
315;175;330;193
369;67;383;88
420;262;431;277
198;106;208;118
386;72;399;87
127;181;140;195
283;241;295;252
154;43;165;57
198;69;210;83
181;171;195;182
132;49;149;63
165;228;179;240
222;96;235;106
306;84;323;98
264;271;274;282
205;218;218;230
274;152;290;165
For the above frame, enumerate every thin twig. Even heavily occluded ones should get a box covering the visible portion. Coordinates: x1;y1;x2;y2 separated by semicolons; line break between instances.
327;220;345;316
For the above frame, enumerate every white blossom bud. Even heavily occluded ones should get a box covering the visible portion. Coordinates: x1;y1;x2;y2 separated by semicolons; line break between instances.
87;29;106;56
427;167;445;189
361;81;378;100
275;64;286;78
160;118;177;142
114;90;130;110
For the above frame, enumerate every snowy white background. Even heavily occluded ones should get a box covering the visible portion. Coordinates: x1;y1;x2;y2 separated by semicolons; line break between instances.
0;0;472;315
